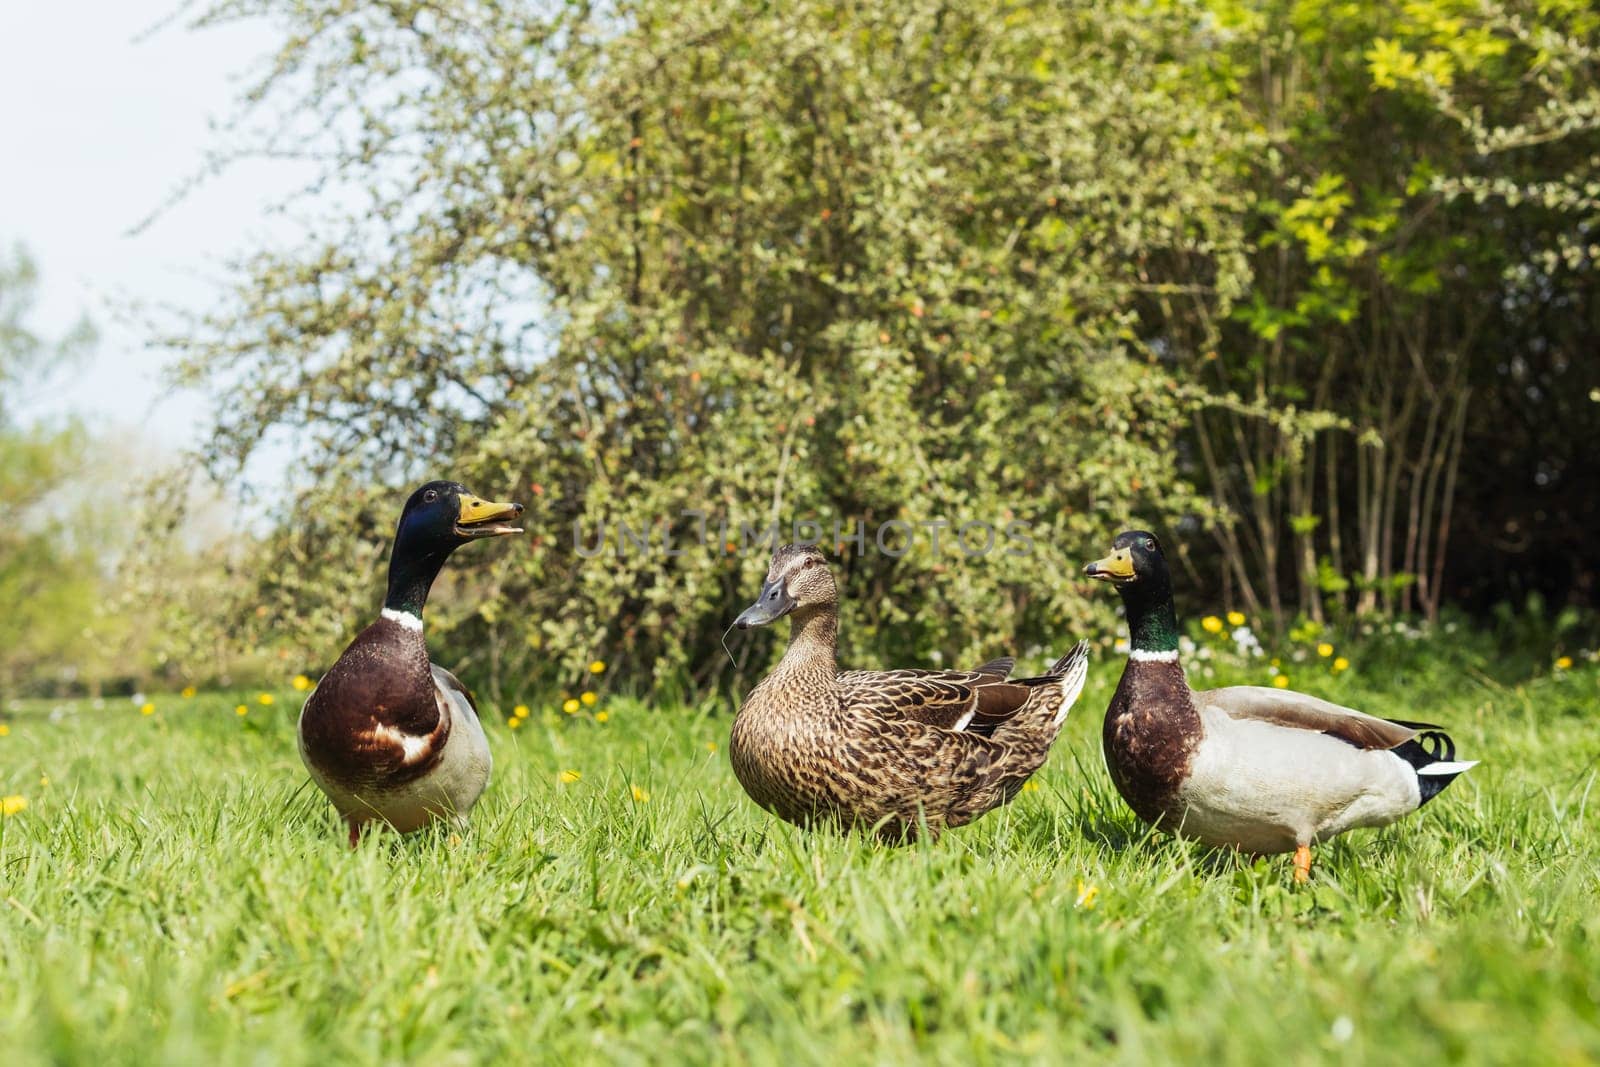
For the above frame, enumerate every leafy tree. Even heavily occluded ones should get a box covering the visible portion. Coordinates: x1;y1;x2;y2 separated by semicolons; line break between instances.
167;0;1600;691
169;0;1258;694
1177;0;1599;627
1372;0;1600;612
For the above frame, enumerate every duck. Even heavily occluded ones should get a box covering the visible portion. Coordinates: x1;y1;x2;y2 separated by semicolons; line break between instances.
298;480;524;846
1084;530;1477;881
729;543;1090;842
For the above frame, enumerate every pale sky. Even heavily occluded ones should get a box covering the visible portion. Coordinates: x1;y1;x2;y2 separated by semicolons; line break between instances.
1;1;308;473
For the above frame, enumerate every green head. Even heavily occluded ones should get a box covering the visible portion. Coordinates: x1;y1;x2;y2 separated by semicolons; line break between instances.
384;480;525;617
1085;529;1179;655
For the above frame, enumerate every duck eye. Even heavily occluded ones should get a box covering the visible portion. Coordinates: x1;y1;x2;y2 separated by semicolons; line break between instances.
1144;538;1156;552
424;489;438;503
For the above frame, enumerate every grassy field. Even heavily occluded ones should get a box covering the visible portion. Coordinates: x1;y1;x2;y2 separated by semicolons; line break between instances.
1;634;1597;1065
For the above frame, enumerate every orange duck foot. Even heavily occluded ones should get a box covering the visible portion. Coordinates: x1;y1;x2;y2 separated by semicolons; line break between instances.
1293;844;1312;884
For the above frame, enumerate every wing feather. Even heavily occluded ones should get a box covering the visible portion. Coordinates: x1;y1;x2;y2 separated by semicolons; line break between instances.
839;670;1039;732
1198;685;1423;750
431;665;481;720
971;656;1015;679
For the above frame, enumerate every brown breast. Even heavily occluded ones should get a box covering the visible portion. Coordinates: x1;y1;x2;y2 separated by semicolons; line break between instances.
1101;658;1200;829
300;618;448;788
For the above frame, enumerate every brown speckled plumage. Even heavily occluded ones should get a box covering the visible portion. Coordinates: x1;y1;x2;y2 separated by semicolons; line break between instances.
729;545;1089;843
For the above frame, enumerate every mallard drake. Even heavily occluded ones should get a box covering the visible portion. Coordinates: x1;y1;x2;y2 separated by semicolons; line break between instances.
298;481;524;846
1085;530;1477;881
729;543;1090;842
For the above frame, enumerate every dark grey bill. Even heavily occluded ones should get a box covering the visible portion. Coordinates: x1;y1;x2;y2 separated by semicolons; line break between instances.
733;577;797;629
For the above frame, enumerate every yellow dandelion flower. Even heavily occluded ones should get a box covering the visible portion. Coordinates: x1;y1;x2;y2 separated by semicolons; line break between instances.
508;716;524;730
181;686;197;699
0;795;26;817
1332;657;1350;672
257;693;275;706
705;740;718;754
562;698;580;714
1272;674;1290;688
589;660;606;674
580;691;598;706
513;704;530;719
38;774;49;787
1555;656;1573;671
292;675;313;691
140;702;155;716
594;710;609;723
1227;611;1246;626
558;769;582;784
1200;615;1224;635
1270;657;1281;668
1075;879;1099;909
631;784;650;802
1021;780;1041;793
235;704;248;717
1317;643;1334;658
0;724;10;737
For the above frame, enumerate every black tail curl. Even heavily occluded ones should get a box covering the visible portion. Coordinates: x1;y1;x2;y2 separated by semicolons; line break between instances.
1390;719;1459;763
1387;719;1469;806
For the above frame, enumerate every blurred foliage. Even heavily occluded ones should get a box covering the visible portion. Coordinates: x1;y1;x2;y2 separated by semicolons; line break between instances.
120;0;1599;695
0;247;272;699
0;245;123;699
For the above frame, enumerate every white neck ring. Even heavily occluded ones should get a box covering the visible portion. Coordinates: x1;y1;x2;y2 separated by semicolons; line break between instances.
381;607;423;632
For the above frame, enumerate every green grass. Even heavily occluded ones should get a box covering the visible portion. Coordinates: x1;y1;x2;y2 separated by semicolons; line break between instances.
1;643;1597;1065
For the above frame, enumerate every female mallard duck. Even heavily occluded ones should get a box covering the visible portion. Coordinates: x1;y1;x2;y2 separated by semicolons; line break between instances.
298;481;524;846
729;543;1089;842
1085;530;1476;881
